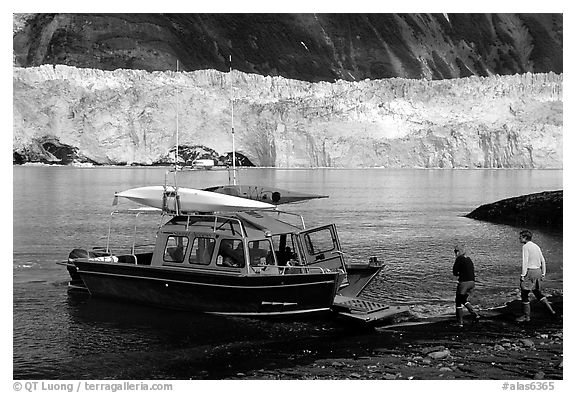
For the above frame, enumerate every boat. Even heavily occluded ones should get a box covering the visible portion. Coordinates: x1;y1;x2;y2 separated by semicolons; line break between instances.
113;185;275;213
203;184;328;205
59;186;408;322
191;158;215;170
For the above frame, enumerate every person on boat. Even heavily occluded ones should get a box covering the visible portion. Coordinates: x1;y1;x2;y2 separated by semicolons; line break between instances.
217;240;245;268
277;246;296;266
232;242;246;267
221;256;239;268
452;243;480;327
516;230;556;322
283;246;303;274
248;241;269;265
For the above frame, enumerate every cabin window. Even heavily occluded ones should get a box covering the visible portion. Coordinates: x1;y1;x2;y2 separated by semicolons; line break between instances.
189;237;215;265
216;239;245;268
248;240;274;266
303;228;335;255
269;234;299;266
163;236;189;263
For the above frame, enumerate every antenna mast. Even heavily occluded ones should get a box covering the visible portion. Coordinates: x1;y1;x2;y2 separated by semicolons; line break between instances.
165;59;181;215
175;60;180;173
230;54;237;186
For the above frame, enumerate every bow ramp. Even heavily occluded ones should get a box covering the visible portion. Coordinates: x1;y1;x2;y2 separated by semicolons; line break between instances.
332;295;410;324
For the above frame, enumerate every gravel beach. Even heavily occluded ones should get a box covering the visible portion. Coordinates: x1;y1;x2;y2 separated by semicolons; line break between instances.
206;295;563;380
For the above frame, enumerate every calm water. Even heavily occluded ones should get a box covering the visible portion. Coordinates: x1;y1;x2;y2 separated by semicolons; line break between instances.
13;166;563;379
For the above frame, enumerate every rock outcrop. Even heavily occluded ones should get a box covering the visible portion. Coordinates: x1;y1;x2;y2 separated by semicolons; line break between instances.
13;65;562;168
465;190;562;229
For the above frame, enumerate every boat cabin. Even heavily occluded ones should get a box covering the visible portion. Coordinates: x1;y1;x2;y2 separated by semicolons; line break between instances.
148;211;347;278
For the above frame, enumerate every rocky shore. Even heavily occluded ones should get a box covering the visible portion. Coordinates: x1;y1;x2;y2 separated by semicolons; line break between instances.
465;190;562;229
200;296;563;380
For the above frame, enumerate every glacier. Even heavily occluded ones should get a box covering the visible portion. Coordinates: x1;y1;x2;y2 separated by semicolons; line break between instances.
13;65;562;168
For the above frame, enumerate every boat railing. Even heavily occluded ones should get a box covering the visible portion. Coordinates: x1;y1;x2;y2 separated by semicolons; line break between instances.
168;213;249;239
270;210;306;229
278;265;327;274
251;264;344;275
210;214;248;238
106;207;165;255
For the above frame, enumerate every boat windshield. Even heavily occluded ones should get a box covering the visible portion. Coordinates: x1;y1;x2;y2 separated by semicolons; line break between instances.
163;235;189;263
216;239;246;268
248;240;274;266
188;237;216;265
268;234;299;266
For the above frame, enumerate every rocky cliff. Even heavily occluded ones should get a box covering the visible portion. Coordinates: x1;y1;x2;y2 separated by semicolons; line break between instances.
13;14;563;82
13;65;562;168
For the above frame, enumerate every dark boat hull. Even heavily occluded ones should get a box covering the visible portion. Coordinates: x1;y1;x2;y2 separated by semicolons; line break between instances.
57;261;88;290
73;261;342;316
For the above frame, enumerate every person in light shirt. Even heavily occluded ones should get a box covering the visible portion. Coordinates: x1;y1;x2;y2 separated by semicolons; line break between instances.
516;230;556;322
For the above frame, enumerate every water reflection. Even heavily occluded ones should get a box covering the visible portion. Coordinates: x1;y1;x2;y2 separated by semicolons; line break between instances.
15;282;347;379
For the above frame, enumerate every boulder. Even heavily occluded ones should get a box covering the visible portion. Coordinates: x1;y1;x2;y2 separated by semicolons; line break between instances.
428;349;451;360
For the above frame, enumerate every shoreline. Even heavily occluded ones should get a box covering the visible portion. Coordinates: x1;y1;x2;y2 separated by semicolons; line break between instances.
216;297;563;380
13;164;566;171
181;296;563;381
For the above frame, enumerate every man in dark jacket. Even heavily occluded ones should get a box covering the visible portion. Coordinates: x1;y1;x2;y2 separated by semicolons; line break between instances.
453;243;480;327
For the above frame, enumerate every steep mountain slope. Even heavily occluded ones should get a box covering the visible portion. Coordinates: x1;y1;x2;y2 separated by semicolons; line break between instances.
13;13;563;82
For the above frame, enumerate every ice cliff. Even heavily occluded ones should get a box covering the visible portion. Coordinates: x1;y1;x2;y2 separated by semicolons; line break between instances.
13;65;562;168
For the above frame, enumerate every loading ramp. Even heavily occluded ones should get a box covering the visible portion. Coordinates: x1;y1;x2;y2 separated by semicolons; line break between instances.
332;294;410;323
